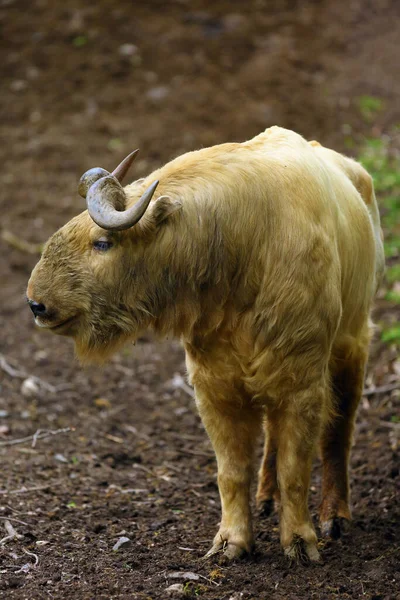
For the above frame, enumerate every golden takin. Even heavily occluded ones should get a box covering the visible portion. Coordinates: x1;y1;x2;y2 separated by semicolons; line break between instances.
27;126;384;562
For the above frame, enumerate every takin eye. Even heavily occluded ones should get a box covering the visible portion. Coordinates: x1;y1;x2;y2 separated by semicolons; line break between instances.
93;239;113;252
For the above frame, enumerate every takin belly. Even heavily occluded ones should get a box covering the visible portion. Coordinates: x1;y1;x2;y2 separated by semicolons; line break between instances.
183;308;336;409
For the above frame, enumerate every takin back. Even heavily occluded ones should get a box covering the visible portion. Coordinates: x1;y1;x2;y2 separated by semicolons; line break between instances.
27;126;384;562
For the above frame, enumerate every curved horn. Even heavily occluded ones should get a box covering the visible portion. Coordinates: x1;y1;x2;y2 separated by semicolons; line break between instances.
78;149;139;198
86;177;159;231
112;149;139;183
78;150;157;231
78;167;110;199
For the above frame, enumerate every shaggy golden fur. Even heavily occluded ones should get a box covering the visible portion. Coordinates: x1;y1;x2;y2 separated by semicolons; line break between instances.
27;126;384;562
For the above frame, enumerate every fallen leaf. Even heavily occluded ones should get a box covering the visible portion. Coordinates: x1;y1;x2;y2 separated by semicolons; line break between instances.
94;398;111;409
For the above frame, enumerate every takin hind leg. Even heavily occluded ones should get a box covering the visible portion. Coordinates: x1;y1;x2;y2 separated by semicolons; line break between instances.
195;389;263;561
320;343;369;538
274;377;331;563
256;417;280;517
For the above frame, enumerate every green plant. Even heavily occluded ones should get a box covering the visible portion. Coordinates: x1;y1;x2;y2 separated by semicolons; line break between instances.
357;95;384;122
381;325;400;344
386;264;400;284
72;35;88;48
357;132;400;347
358;135;400;261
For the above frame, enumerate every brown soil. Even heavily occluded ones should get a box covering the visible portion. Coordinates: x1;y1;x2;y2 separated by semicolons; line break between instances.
0;1;399;598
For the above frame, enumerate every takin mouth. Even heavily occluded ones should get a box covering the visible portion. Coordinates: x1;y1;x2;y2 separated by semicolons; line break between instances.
36;315;78;333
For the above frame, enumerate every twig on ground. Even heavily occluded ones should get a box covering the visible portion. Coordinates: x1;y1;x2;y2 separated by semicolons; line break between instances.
103;433;124;444
4;521;22;539
23;548;39;566
1;229;42;254
0;354;72;393
132;463;171;482
168;571;220;586
176;433;204;442
197;572;221;587
163;461;183;474
172;374;195;398
0;354;56;392
352;463;368;474
0;427;73;448
124;424;151;441
53;383;75;392
114;363;135;377
379;420;400;429
372;545;399;562
178;447;214;458
0;354;26;379
363;382;400;397
3;504;30;516
0;483;58;495
107;484;149;495
0;520;23;545
14;563;31;574
133;463;158;477
0;517;29;526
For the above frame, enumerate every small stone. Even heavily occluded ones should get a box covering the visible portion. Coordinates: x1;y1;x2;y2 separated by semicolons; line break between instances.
0;410;9;418
169;572;200;581
146;85;169;102
112;536;131;551
54;453;68;463
26;66;40;80
119;43;138;56
165;583;185;596
21;377;40;398
34;350;48;362
10;79;27;92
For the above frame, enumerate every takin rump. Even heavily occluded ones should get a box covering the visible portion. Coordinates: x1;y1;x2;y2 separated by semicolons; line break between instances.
27;126;384;562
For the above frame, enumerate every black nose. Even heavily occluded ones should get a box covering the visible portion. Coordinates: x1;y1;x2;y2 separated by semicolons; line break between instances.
28;300;47;318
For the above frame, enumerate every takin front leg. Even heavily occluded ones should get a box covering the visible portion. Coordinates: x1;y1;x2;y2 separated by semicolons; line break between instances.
256;417;279;517
275;381;329;563
195;389;262;560
320;347;368;538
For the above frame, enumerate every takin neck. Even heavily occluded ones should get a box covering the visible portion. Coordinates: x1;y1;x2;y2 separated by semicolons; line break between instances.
126;195;256;344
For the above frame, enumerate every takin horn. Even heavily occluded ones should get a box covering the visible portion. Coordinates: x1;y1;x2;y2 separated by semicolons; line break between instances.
78;150;159;231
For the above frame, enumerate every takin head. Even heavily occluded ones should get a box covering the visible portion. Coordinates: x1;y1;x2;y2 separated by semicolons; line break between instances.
26;150;182;364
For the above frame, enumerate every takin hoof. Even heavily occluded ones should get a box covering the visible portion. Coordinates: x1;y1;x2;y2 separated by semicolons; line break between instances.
284;535;321;564
203;543;247;562
203;536;252;562
257;498;275;519
320;516;350;540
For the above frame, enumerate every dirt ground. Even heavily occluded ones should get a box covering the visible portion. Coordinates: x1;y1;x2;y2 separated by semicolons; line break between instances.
0;1;399;598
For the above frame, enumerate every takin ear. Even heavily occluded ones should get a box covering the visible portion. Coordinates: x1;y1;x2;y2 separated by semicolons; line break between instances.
149;195;182;227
